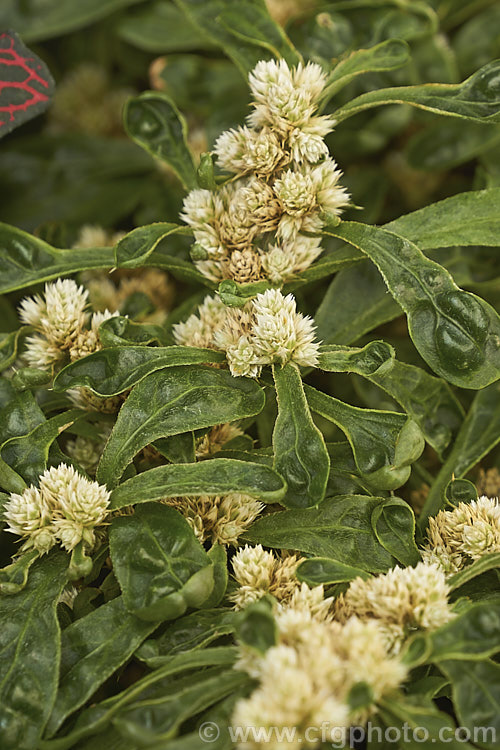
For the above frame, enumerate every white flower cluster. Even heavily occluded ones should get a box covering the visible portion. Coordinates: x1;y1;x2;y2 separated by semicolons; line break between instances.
173;288;319;377
334;562;454;654
182;59;349;285
422;495;500;575
3;464;110;555
165;494;264;546
232;607;407;748
19;279;117;370
230;544;306;610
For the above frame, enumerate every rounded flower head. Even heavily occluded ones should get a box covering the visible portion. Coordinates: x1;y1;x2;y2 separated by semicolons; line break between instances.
19;279;89;345
165;494;263;546
274;169;316;216
172;294;228;349
214;126;285;176
3;486;55;554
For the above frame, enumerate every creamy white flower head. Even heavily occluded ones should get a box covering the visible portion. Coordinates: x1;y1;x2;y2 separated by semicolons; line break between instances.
230;545;307;610
232;544;276;590
248;60;333;136
181;188;220;226
311;158;350;216
274;169;316;216
65;435;102;475
23;334;64;369
165;494;263;546
172;294;228;349
3;486;55;554
289;128;329;164
336;562;454;653
19;279;89;345
215;126;285;176
69;309;119;361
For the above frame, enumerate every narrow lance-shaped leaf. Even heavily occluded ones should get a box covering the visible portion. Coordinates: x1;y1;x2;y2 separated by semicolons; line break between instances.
320;39;410;103
318;341;395;377
124;92;197;190
46;595;157;737
242;496;396;573
96;365;265;487
296;557;371;586
114;221;190;268
272;363;329;508
54;346;226;397
173;0;301;75
448;554;500;592
110;503;214;621
304;383;424;491
333;60;500;124
109;458;286;509
420;382;500;524
325;221;500;389
0;551;68;750
0;32;54;138
0;326;30;372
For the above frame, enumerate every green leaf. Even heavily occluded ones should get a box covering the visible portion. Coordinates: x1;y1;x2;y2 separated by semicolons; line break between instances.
1;410;80;485
242;496;396;573
296;557;371;586
333;60;500;124
421;382;500;524
0;549;39;595
0;551;68;750
386;189;500;249
406;121;500;171
448;554;500;592
0;0;146;42
0;223;114;295
153;432;196;464
109;458;286;509
114;221;190;269
116;1;211;53
405;599;500;666
0;327;30;372
110;503;214;621
318;341;395;377
304;384;424;491
439;660;500;748
135;608;237;663
326;221;500;389
371;497;420;566
321;39;410;102
272;363;329;508
96;365;265;486
236;598;277;654
46;596;156;737
445;478;478;507
54;346;225;397
124;92;197;190
367;360;465;458
202;545;228;608
173;0;301;75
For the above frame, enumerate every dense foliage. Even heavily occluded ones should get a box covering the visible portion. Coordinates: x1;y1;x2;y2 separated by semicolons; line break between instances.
1;1;500;749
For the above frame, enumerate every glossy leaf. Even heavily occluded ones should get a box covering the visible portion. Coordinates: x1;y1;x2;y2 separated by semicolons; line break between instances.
0;32;54;138
0;551;67;750
321;39;410;102
110;503;214;621
97;316;167;347
172;0;301;75
0;223;114;295
54;345;225;397
304;384;424;491
97;365;265;486
421;382;500;524
371;497;419;566
440;660;500;748
124;92;197;190
46;596;156;736
1;410;80;485
242;496;396;573
333;60;500;124
296;557;371;586
368;361;465;457
0;549;38;595
0;327;30;372
114;222;190;270
318;341;395;377
109;458;286;509
326;221;500;389
386;188;500;249
272;363;329;508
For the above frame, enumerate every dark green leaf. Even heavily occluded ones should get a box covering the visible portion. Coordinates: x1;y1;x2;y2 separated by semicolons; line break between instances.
96;365;265;487
421;382;500;523
242;496;396;573
46;595;156;737
110;503;214;621
153;433;196;464
440;660;500;748
0;551;67;750
0;327;30;372
109;458;286;509
448;554;500;592
406;121;500;171
305;384;424;491
334;60;500;124
445;478;478;507
116;1;210;53
236;598;276;654
321;39;410;102
318;340;395;377
114;221;189;268
202;545;227;608
326;221;500;388
54;346;225;397
98;316;168;347
371;497;419;566
124;93;197;190
0;549;39;595
272;363;329;508
296;557;371;585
